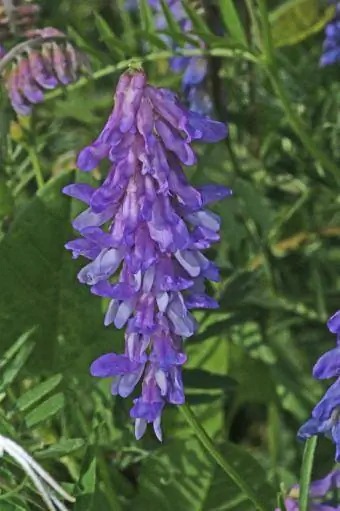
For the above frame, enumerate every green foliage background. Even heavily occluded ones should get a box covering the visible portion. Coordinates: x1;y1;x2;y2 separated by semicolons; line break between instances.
0;0;340;509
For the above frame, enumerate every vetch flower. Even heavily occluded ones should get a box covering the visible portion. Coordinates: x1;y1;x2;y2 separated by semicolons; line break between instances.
320;2;340;66
0;434;75;511
275;469;340;510
0;27;89;115
64;68;230;440
298;310;340;460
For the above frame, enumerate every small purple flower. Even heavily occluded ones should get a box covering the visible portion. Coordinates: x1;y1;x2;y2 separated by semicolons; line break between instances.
0;27;89;115
320;2;340;66
0;1;40;42
64;69;230;440
275;469;340;510
298;310;340;460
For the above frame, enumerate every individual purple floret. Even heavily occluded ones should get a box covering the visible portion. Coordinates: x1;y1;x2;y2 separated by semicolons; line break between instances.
298;310;340;460
0;27;89;115
275;469;340;510
320;2;340;66
64;68;230;440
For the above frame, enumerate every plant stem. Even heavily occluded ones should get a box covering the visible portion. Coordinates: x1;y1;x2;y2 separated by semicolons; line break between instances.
179;403;269;511
97;453;122;511
27;146;44;190
299;436;318;511
44;46;258;103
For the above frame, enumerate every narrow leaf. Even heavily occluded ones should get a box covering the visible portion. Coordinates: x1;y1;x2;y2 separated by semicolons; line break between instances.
139;0;156;33
35;438;85;459
181;0;211;35
25;393;65;428
219;0;248;46
0;327;36;371
299;436;318;511
16;374;63;412
159;0;183;40
0;341;35;392
94;13;126;59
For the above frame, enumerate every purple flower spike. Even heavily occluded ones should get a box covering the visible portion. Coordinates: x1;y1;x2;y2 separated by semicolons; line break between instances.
275;469;340;511
64;69;230;440
1;27;90;116
298;310;340;460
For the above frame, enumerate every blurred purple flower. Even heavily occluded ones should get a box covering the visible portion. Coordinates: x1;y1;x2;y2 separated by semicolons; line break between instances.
298;310;340;460
320;2;340;66
64;69;230;440
127;0;212;115
0;27;89;115
0;0;40;41
275;469;340;510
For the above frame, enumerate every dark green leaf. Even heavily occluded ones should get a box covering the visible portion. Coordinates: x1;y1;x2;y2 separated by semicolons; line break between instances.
16;374;63;412
0;172;118;374
94;13;127;59
134;438;276;511
0;340;35;392
25;393;65;428
219;0;248;47
181;0;212;36
34;438;85;459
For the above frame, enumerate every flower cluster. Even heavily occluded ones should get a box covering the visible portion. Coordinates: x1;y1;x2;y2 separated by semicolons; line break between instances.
0;0;40;42
320;2;340;66
0;27;89;115
298;311;340;460
64;68;230;440
275;469;340;511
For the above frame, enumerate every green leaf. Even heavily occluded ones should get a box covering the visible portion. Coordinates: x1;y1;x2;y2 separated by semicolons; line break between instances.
0;172;118;374
181;0;211;35
134;438;276;511
94;13;126;60
299;437;318;511
0;339;35;392
219;0;248;47
0;328;36;371
161;0;182;39
0;176;14;220
136;30;169;50
139;0;156;33
34;438;85;459
16;374;63;412
25;393;65;428
74;458;97;511
269;0;335;48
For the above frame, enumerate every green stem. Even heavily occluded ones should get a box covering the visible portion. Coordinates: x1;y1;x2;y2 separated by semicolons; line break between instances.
44;47;258;103
180;403;269;511
257;0;339;182
299;436;318;511
97;453;122;511
27;146;44;190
